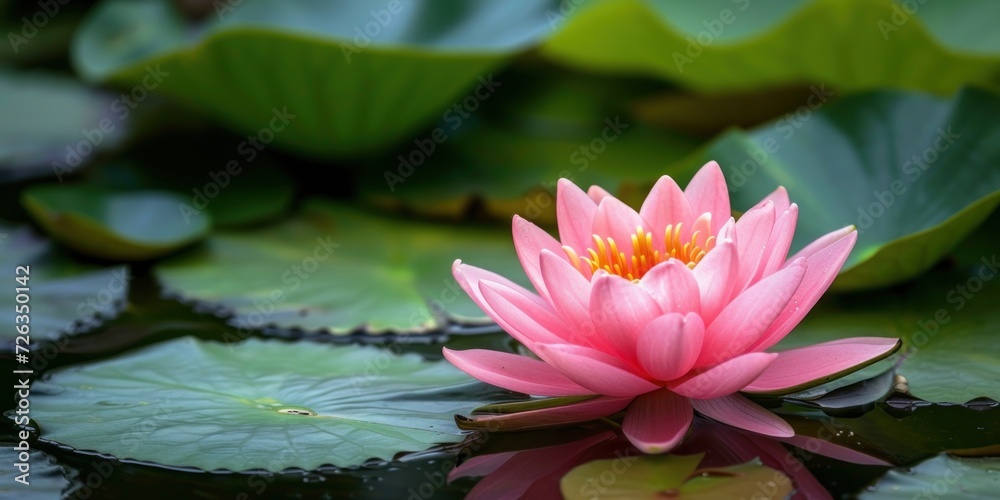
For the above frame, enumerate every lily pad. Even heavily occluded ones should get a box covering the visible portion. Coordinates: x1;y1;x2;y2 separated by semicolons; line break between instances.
561;455;791;500
0;71;126;180
155;200;527;333
72;0;560;158
684;87;1000;290
861;454;1000;499
0;224;128;342
22;185;212;261
27;336;493;471
542;0;1000;94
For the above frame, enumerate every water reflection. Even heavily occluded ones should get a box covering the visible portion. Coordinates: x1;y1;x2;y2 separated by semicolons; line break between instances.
451;418;891;499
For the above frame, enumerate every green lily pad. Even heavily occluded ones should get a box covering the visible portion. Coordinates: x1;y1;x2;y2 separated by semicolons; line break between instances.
27;336;493;471
561;455;791;500
542;0;1000;94
0;71;126;179
774;265;1000;403
682;87;1000;291
22;185;212;261
0;224;129;342
72;0;560;158
861;454;1000;499
154;200;527;334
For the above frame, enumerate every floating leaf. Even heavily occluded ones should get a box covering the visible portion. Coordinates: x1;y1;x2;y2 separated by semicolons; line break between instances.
73;0;560;158
155;200;527;334
543;0;1000;94
0;224;128;342
0;71;126;180
27;336;493;471
22;185;211;261
861;454;1000;499
683;87;1000;290
561;455;791;500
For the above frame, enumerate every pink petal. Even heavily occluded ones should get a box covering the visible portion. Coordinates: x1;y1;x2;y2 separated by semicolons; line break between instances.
539;250;598;346
751;228;858;351
512;215;564;303
590;272;662;363
640;175;694;242
639;259;701;315
448;451;517;482
635;313;704;381
533;343;660;397
669;352;777;399
479;280;568;347
461;395;632;431
622;388;693;453
443;348;595;397
733;201;776;292
587;185;613;204
692;393;793;437
453;260;548;319
753;185;791;215
591;197;651;261
759;204;799;279
692;224;738;324
695;262;806;368
689;212;714;248
742;337;902;393
684;161;731;235
557;179;599;253
788;224;855;262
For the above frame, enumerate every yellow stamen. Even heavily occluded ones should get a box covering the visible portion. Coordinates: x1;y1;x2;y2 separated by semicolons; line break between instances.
564;225;715;280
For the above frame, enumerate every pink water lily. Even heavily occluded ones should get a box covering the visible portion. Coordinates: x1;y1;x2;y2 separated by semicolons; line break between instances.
445;161;900;453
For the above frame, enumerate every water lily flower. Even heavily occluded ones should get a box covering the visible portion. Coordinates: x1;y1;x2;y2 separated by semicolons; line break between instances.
445;161;900;454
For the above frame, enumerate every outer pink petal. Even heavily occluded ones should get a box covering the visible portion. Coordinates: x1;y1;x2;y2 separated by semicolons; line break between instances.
759;204;799;279
533;343;659;397
443;348;596;397
556;179;599;253
539;250;597;347
592;197;651;258
512;215;564;303
787;224;855;262
752;185;791;215
587;185;613;204
461;395;632;432
683;161;731;235
733;201;775;292
692;393;793;437
639;259;701;315
590;272;662;362
742;337;902;393
692;221;738;323
669;352;777;399
695;262;806;368
622;388;693;453
640;175;694;243
635;313;704;381
453;260;547;318
479;280;568;347
751;228;858;351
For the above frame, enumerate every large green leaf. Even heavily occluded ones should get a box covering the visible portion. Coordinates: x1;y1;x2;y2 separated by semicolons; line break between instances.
0;224;128;342
0;71;126;180
155;200;527;333
27;336;493;471
543;0;1000;94
72;0;560;158
681;87;1000;290
773;266;1000;403
861;454;1000;499
22;185;212;261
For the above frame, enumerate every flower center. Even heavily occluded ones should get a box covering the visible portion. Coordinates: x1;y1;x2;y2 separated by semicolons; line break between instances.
563;224;714;280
